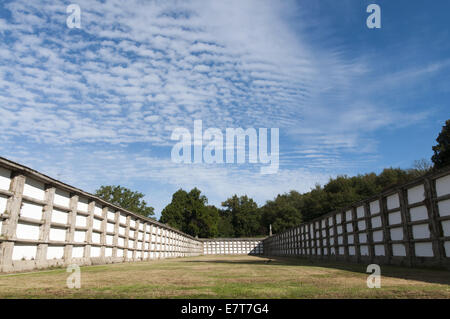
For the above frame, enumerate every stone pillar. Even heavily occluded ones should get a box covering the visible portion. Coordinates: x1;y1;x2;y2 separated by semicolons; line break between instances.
83;201;95;262
424;178;445;265
36;185;55;269
101;206;108;262
0;173;25;272
64;194;78;265
399;189;414;267
112;211;120;260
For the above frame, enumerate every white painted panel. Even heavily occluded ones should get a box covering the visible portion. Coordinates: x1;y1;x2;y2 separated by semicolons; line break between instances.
387;193;400;210
93;218;102;230
347;234;354;244
371;216;382;228
445;241;450;257
438;199;450;217
144;251;148;258
388;211;402;225
360;245;369;256
0;167;11;190
415;242;434;257
345;210;352;221
107;222;115;233
358;220;366;230
407;184;425;204
129;230;135;238
390;227;403;241
119;226;125;235
72;246;84;258
356;206;365;218
118;237;125;247
75;215;87;227
77;197;88;212
359;233;367;243
392;244;406;256
105;247;113;257
138;232;144;240
0;194;7;215
94;204;103;216
23;177;45;200
412;224;430;239
336;214;342;224
12;244;36;260
119;213;126;224
338;236;343;245
107;210;116;221
106;235;113;245
92;232;101;244
139;223;144;231
375;245;385;256
47;246;64;259
49;227;66;241
436;174;450;197
74;231;85;243
91;246;101;257
373;230;383;242
51;209;68;224
20;202;43;220
346;223;353;232
328;216;333;225
53;189;70;207
130;219;136;228
409;206;428;221
117;248;124;257
442;220;450;237
127;250;132;258
137;241;142;249
349;246;355;256
16;222;40;240
370;201;380;215
329;228;334;236
337;225;343;234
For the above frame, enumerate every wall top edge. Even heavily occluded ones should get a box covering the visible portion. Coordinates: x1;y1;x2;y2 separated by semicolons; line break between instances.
0;156;200;242
199;237;267;241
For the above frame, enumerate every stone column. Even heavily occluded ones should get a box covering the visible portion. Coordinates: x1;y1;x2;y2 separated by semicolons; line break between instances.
36;185;55;269
0;173;25;272
64;194;78;265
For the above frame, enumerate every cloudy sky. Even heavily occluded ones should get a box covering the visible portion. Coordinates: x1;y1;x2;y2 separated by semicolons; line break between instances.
0;0;449;217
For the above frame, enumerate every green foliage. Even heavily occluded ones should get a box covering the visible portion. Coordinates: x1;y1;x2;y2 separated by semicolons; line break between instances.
221;195;264;237
160;188;219;238
95;185;154;218
432;119;450;169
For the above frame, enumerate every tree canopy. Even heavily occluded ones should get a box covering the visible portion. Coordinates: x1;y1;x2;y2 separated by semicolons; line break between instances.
432;119;450;169
160;188;219;238
95;185;155;218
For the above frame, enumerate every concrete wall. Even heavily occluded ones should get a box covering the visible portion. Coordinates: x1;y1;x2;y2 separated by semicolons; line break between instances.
0;158;203;273
202;238;264;255
263;168;450;269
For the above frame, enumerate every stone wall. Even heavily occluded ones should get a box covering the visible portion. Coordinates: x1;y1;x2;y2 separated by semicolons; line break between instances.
0;157;203;273
263;167;450;269
201;238;264;255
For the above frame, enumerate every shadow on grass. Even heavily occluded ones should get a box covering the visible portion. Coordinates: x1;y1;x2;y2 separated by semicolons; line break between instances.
184;255;450;286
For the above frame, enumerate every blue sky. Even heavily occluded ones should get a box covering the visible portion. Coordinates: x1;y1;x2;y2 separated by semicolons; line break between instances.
0;0;449;218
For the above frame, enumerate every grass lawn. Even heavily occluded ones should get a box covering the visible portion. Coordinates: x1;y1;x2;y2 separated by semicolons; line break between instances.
0;255;449;298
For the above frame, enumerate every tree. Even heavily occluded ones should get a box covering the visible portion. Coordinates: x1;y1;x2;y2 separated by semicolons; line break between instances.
160;188;219;237
432;119;450;169
95;185;154;218
221;195;264;237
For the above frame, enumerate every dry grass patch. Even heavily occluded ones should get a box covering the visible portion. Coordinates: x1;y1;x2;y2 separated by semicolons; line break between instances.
0;255;449;298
